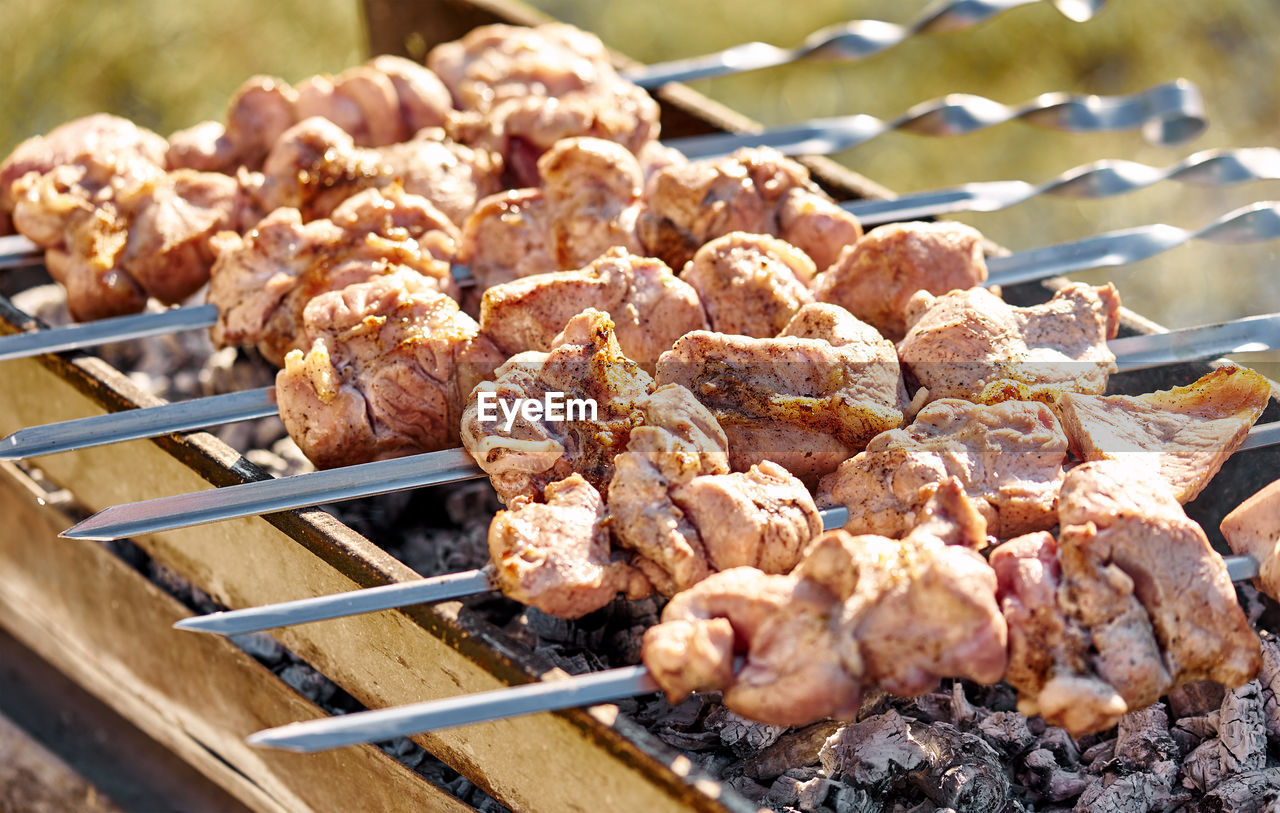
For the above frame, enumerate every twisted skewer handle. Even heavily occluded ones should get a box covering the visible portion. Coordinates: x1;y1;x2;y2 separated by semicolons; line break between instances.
847;147;1280;225
987;200;1280;286
665;79;1205;159
626;0;1105;87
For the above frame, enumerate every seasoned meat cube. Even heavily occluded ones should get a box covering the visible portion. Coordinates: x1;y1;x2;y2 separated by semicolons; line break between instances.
208;186;459;365
680;232;815;338
275;269;502;469
460;138;644;289
607;384;733;595
250;117;501;226
479;248;707;368
460;309;656;505
488;474;649;619
643;480;1003;727
993;461;1260;737
818;399;1069;539
1055;366;1270;502
0;114;167;225
657;303;907;484
12;154;239;321
1222;478;1280;603
429;23;658;186
174;60;455;175
898;282;1122;403
639;147;861;272
643;567;862;727
813;221;987;340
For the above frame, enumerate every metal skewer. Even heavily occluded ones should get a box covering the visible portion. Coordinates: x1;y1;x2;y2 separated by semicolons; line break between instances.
845;147;1280;226
173;505;851;637
246;536;1262;753
624;0;1104;88
7;292;1279;462
665;79;1205;158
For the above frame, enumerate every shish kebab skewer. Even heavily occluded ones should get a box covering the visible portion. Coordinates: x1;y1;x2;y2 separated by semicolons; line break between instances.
5;143;1280;277
248;469;1280;754
0;186;1270;365
622;0;1104;88
5;308;1279;461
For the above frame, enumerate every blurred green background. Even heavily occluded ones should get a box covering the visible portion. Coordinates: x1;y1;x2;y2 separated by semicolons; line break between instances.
3;0;1280;367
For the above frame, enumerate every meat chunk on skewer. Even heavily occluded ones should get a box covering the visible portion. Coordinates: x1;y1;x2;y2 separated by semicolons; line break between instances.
639;147;862;272
460;309;656;505
275;269;502;469
247;117;501;227
1055;365;1271;502
818;398;1069;539
429;23;659;186
11;154;241;321
460;138;645;289
811;221;987;341
0;114;168;228
656;303;907;484
680;232;816;338
479;248;707;368
993;460;1260;736
208;186;459;366
643;480;1005;727
1222;478;1280;603
897;282;1122;404
167;57;454;174
488;474;649;619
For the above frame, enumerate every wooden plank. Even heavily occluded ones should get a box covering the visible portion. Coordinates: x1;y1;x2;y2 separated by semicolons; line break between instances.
0;458;477;813
0;714;125;813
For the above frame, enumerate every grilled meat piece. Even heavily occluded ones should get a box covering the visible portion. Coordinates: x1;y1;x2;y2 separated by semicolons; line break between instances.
812;221;987;340
275;269;501;469
656;303;907;484
208;186;459;366
1055;366;1271;503
639;147;861;272
460;309;656;505
248;117;501;227
488;474;649;619
898;282;1122;404
429;23;659;186
460;138;644;289
0;114;168;229
643;480;1004;727
680;232;816;338
479;248;707;369
11;152;240;321
169;58;454;174
1222;478;1280;603
993;461;1260;736
818;398;1069;539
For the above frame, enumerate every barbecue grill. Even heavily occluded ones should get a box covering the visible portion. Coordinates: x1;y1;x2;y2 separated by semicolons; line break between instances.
2;0;1280;810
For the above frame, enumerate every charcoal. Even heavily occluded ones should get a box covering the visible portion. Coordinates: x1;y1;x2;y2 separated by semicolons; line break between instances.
1113;705;1177;768
1079;739;1114;769
950;681;979;726
1074;760;1178;813
723;774;771;804
905;722;1010;811
743;722;843;781
1202;767;1280;812
820;711;926;786
228;632;285;665
1175;713;1220;741
1037;726;1081;767
1183;738;1228;793
705;707;787;756
1219;682;1267;774
1260;634;1280;744
767;773;834;811
1022;747;1088;802
978;711;1034;753
277;663;337;705
1168;680;1229;719
829;785;879;813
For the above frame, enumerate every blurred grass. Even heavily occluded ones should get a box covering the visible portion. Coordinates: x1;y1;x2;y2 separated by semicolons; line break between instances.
3;0;1279;372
